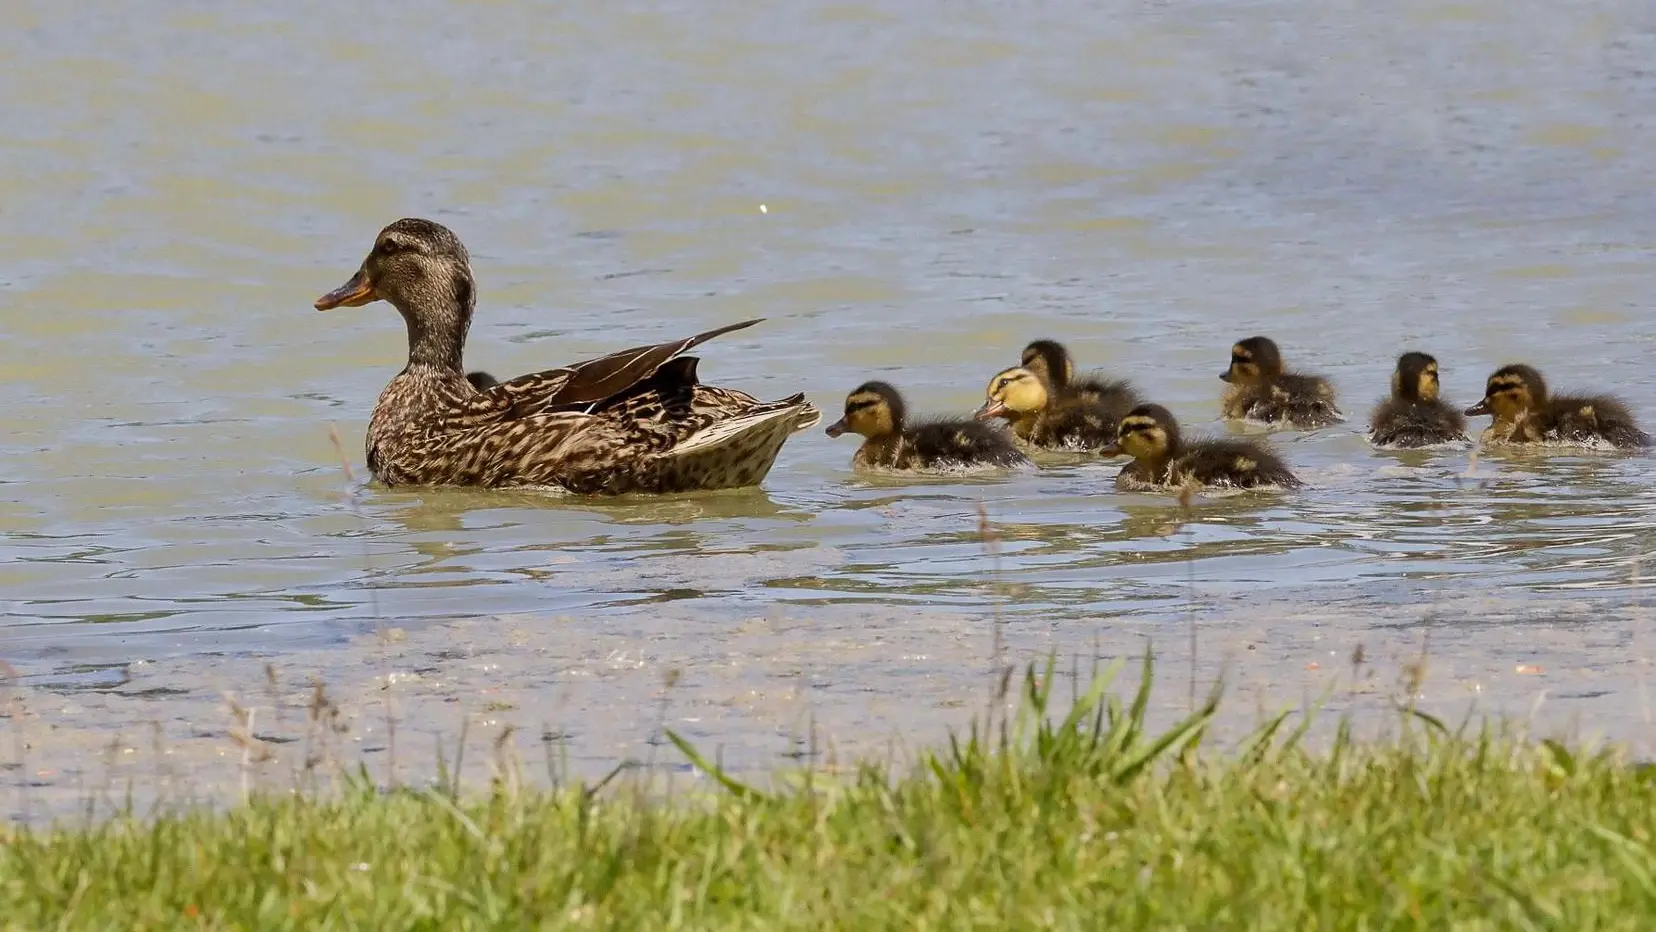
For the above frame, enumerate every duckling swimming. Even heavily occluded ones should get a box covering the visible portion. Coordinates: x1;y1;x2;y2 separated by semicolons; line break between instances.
1465;364;1649;450
1019;339;1140;416
826;381;1028;472
1102;403;1301;492
975;366;1123;451
1367;352;1469;448
1220;336;1342;428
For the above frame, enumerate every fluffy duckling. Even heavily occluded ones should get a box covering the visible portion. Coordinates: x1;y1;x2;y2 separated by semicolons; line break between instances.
466;371;499;390
1220;336;1342;428
1466;364;1650;450
826;381;1028;471
1019;339;1140;414
1102;403;1301;492
1367;352;1469;448
975;366;1123;451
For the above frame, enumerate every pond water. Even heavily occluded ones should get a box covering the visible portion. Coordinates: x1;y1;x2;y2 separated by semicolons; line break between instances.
5;0;1656;817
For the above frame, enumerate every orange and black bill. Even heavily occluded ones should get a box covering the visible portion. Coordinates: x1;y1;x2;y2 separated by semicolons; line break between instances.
314;269;377;311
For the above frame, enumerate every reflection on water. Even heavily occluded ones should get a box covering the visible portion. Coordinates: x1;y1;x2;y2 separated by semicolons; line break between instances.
4;0;1656;687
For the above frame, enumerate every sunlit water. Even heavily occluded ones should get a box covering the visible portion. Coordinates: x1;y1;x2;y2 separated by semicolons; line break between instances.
6;0;1656;813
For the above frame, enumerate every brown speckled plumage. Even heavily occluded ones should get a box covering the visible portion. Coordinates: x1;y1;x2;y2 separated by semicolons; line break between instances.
316;219;819;493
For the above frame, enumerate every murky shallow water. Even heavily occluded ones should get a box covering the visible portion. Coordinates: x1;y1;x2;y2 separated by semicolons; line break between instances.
7;0;1656;817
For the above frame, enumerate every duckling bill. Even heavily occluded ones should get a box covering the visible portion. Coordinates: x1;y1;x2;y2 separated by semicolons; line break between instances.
975;365;1125;451
316;218;819;493
1465;364;1649;450
827;382;1027;472
1102;403;1300;491
1220;336;1341;428
1367;352;1468;448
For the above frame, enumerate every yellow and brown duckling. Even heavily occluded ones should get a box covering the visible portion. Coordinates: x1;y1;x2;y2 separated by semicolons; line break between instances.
1367;352;1469;448
1465;364;1649;450
975;366;1123;451
826;381;1028;472
1019;339;1140;415
1220;336;1342;428
315;218;819;493
1102;403;1301;492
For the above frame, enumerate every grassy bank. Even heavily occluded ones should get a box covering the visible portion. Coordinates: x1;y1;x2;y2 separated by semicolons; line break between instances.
3;657;1654;930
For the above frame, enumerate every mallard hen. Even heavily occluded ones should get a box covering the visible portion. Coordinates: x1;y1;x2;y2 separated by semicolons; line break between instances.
315;218;819;493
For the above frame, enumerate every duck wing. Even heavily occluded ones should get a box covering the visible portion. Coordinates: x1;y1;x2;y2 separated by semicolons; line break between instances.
469;318;765;419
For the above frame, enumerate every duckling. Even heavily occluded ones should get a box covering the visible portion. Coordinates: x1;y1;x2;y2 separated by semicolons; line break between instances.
466;371;499;391
1219;336;1342;428
1465;364;1650;450
1367;352;1469;448
1019;339;1141;414
826;381;1028;471
974;366;1122;451
1101;403;1301;492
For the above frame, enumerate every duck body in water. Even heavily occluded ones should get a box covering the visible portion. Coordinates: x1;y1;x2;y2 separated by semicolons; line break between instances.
1219;336;1341;428
1465;364;1649;450
826;381;1027;472
315;218;819;493
976;365;1123;451
1103;403;1301;492
1367;352;1469;448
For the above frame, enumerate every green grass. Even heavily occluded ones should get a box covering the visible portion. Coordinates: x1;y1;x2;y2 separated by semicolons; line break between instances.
4;655;1656;930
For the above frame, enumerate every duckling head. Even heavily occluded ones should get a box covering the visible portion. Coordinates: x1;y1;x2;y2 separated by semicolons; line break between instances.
1099;403;1181;459
826;381;905;439
974;366;1049;421
1220;336;1282;385
1019;339;1074;389
467;371;500;391
1466;364;1546;420
1392;352;1441;403
317;219;478;366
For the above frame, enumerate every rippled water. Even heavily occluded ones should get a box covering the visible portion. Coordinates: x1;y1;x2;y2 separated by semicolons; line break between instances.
7;1;1656;800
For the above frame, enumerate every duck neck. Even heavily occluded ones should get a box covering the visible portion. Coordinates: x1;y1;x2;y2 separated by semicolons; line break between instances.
396;271;476;374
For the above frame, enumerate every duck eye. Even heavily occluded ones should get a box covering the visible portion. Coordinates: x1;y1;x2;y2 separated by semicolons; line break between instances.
378;239;408;256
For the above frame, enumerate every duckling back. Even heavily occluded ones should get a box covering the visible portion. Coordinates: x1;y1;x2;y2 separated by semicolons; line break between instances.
1227;374;1342;428
1172;438;1302;490
861;418;1028;471
1030;395;1130;451
1068;376;1141;428
1368;398;1468;448
1546;394;1651;449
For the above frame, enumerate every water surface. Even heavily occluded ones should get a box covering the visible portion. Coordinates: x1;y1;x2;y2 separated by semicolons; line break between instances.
6;0;1656;813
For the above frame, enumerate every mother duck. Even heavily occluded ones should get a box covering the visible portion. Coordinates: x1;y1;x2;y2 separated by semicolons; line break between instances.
315;218;819;494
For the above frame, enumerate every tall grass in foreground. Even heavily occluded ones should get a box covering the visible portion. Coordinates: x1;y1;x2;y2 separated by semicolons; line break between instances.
4;655;1656;929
